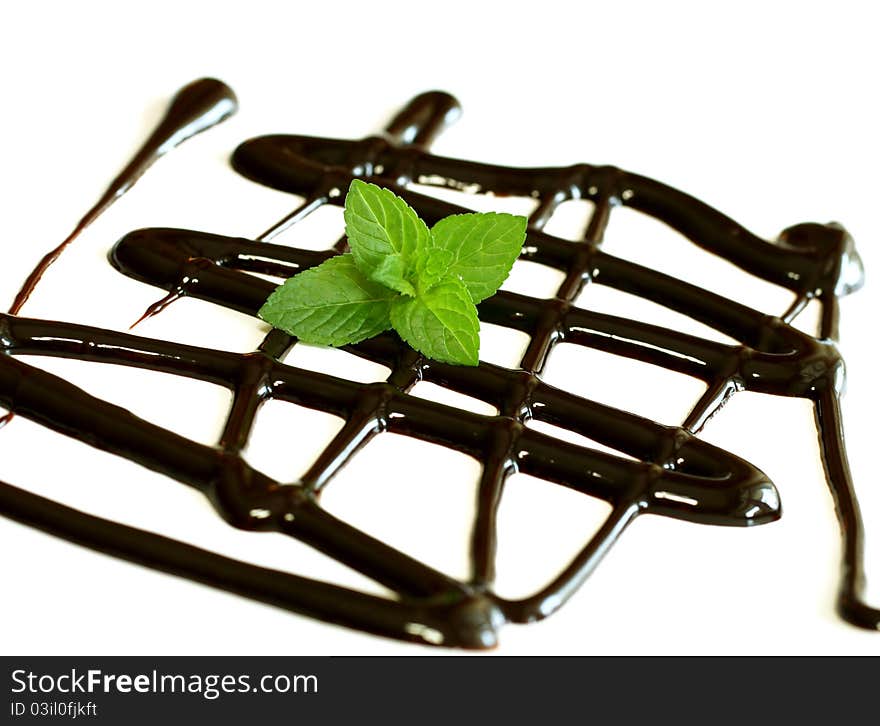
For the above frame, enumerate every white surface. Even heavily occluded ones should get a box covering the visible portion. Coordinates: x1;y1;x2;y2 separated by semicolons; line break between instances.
0;1;878;655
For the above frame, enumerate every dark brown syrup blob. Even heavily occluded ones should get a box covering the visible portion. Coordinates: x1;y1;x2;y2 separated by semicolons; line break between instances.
7;78;237;317
0;86;876;647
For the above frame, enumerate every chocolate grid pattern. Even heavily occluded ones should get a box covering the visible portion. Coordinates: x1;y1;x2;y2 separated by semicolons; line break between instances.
109;93;817;621
2;91;875;646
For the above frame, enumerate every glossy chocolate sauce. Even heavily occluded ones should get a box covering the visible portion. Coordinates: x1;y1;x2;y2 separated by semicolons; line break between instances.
0;85;876;647
7;78;237;318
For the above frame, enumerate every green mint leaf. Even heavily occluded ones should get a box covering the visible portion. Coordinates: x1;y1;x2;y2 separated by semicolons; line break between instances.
429;212;527;302
371;252;416;296
261;182;529;367
343;179;428;295
258;254;396;346
390;276;480;366
416;247;455;290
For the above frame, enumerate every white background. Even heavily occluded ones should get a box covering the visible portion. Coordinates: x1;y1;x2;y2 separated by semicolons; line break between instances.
0;0;878;655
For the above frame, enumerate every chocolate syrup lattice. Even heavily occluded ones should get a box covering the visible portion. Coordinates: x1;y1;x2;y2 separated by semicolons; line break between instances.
1;84;877;648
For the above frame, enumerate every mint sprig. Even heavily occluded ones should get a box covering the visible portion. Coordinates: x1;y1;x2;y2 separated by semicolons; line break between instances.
258;180;527;366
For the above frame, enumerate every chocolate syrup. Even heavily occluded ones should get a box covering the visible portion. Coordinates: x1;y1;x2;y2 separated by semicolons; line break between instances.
0;85;876;647
7;78;237;317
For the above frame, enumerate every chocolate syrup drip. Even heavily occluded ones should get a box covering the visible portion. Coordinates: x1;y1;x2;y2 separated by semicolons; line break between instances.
7;78;237;317
0;87;876;647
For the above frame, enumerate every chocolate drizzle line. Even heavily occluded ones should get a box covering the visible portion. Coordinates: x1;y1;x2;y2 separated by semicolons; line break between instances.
0;86;876;648
7;78;237;318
